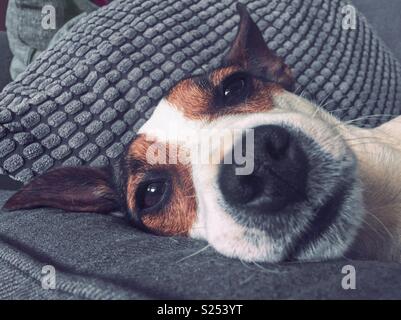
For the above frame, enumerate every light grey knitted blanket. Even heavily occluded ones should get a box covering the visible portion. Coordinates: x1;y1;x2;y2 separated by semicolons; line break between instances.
0;0;400;183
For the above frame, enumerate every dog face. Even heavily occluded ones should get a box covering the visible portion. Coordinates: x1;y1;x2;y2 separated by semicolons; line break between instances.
4;4;364;262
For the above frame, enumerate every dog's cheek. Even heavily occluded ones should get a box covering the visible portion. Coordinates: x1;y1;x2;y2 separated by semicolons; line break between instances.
141;184;197;236
141;165;197;236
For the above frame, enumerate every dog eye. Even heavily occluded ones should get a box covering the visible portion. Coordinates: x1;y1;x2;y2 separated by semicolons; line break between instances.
220;72;251;106
136;180;168;210
224;78;245;97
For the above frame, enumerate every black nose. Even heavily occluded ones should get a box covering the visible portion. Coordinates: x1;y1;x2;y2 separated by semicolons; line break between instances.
218;125;308;213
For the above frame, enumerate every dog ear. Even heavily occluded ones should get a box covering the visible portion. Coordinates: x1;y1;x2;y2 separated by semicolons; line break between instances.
3;166;120;213
224;3;294;91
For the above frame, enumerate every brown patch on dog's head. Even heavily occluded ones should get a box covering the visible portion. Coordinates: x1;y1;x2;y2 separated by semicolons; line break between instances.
166;76;214;120
209;66;240;87
166;3;294;122
4;134;197;237
124;135;197;236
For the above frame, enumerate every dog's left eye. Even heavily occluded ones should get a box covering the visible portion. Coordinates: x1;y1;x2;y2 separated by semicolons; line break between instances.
220;72;251;106
136;180;168;211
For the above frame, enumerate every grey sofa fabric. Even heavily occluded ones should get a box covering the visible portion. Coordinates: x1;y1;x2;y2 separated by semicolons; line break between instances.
6;0;99;80
0;32;13;92
1;190;401;299
1;0;401;184
0;32;24;190
352;0;401;62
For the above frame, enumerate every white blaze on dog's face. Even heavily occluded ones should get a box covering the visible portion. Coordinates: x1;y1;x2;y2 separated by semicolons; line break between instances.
4;4;364;262
127;4;363;262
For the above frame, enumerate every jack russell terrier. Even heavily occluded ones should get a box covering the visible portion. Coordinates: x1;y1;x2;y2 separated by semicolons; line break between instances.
4;4;401;263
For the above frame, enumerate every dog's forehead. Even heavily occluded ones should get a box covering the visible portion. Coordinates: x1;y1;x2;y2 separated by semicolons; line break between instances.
138;98;202;144
166;66;241;120
139;66;281;142
137;67;235;141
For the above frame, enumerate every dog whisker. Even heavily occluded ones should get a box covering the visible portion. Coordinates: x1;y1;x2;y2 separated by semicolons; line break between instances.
293;84;303;95
252;262;283;274
365;211;395;241
175;244;211;263
311;105;321;119
238;274;255;286
239;258;253;270
316;83;338;109
328;100;388;118
360;217;387;241
341;114;397;126
327;106;351;115
319;99;336;111
343;136;390;143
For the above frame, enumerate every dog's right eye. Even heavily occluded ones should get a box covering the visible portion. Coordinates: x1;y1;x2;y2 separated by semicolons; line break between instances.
219;72;252;106
136;179;170;211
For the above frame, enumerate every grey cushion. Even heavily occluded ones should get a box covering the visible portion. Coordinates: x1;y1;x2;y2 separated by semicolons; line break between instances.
0;32;12;92
1;190;401;299
1;0;401;183
352;0;401;62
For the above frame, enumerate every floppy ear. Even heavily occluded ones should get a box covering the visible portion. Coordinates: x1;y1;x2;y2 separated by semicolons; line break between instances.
224;3;294;91
3;166;120;213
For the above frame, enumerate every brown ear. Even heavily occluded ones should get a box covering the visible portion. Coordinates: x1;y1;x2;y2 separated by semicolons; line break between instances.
3;166;120;213
224;3;294;91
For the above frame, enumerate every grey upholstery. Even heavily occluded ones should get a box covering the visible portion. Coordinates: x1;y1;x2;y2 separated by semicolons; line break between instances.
352;0;401;62
1;191;401;299
0;32;12;92
0;32;22;190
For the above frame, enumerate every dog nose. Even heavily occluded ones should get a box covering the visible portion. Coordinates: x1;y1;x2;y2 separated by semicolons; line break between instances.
261;125;290;160
218;125;308;213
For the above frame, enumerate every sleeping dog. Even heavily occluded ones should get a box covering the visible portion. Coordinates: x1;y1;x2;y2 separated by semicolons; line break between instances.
4;4;401;263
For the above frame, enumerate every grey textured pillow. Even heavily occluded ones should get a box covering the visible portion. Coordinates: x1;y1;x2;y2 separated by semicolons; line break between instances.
0;0;400;183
